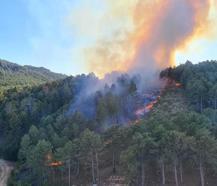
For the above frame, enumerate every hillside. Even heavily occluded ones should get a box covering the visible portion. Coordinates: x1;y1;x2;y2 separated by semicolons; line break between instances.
161;60;217;114
0;59;66;94
2;61;217;186
0;73;140;161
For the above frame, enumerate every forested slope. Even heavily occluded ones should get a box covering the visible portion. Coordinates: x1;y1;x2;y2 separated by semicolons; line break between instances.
9;80;217;186
0;73;138;161
161;60;217;113
0;59;66;94
4;61;217;186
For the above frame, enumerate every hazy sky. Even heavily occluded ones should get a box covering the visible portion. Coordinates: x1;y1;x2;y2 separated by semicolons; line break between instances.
0;0;95;75
0;0;217;76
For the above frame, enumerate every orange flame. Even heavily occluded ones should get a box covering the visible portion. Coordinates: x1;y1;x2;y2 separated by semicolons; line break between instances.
46;153;63;167
82;0;214;78
135;96;160;118
48;161;63;167
175;83;182;88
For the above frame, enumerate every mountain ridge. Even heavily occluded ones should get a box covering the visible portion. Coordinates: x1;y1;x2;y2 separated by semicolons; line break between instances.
0;59;67;93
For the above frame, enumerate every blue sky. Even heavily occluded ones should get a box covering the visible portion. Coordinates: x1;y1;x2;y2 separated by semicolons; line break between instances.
0;0;217;75
0;0;95;75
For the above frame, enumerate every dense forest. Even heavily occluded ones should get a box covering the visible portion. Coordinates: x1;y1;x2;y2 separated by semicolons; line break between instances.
1;60;217;185
0;72;139;160
0;59;66;96
161;60;217;115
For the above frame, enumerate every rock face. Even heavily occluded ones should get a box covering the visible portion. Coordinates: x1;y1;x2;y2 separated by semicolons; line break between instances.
0;159;14;186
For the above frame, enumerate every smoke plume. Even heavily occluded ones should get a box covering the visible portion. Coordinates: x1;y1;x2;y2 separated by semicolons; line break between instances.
80;0;213;78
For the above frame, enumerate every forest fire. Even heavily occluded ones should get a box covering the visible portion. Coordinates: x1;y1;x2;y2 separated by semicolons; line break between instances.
175;83;182;88
135;92;160;119
48;161;63;167
46;153;63;167
145;99;158;111
82;0;215;78
135;99;158;116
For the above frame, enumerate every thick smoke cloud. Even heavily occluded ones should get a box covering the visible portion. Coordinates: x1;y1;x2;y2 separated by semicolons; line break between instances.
81;0;211;78
131;0;209;73
66;0;215;124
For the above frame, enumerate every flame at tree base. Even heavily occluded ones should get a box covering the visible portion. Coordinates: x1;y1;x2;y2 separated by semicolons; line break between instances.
48;161;63;167
135;92;161;119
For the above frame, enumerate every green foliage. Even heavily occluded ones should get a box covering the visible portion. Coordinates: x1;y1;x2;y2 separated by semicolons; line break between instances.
5;61;217;185
161;60;217;112
0;76;78;160
120;88;217;185
0;59;66;97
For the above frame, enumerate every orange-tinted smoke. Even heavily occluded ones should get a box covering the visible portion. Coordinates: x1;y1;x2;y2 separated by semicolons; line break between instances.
85;0;212;78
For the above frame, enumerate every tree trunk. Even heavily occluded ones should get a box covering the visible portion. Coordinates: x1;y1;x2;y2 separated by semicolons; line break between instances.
215;97;217;110
52;167;55;186
48;167;51;186
200;96;203;113
68;159;71;186
179;161;183;184
91;152;96;184
116;114;119;125
40;168;44;186
112;151;116;174
141;157;145;186
214;95;217;122
161;159;165;185
199;159;205;186
174;159;179;186
61;168;63;186
76;160;80;176
96;152;100;185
